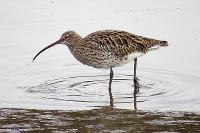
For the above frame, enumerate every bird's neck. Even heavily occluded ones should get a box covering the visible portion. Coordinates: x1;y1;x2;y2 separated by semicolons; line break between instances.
67;33;83;48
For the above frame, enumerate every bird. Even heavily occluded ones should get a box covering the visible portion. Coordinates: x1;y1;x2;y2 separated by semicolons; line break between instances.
33;30;168;101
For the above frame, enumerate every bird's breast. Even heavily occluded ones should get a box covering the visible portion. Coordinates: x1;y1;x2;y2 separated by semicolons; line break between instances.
69;45;144;69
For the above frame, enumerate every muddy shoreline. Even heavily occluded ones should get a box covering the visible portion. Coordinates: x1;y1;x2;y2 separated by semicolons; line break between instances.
1;107;199;132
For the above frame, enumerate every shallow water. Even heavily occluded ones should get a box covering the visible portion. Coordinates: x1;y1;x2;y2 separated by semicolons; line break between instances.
0;0;200;132
23;68;200;111
0;0;200;111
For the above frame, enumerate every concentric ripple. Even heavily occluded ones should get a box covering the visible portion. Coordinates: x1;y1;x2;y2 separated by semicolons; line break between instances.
27;68;200;111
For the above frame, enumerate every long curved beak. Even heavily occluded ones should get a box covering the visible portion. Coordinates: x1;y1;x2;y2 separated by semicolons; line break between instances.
33;39;63;62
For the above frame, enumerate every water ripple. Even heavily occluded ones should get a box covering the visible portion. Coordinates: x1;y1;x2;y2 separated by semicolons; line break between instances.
26;68;200;111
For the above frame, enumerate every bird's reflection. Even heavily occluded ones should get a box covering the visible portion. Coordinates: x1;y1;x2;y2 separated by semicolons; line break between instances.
108;78;139;110
108;86;114;107
133;79;139;110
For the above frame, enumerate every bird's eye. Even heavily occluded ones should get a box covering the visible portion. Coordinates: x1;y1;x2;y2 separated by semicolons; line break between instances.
62;35;67;40
65;35;69;39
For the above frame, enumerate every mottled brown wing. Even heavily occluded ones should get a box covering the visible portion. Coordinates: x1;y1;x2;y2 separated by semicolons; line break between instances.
83;30;162;57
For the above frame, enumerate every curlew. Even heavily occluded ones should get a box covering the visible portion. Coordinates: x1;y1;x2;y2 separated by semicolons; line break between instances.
33;30;168;99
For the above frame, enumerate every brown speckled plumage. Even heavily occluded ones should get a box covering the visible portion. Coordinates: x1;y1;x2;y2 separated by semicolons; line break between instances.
53;30;168;69
33;30;168;69
84;30;167;55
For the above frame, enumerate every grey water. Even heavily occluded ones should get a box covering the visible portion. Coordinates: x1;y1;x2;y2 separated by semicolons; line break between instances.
0;0;200;132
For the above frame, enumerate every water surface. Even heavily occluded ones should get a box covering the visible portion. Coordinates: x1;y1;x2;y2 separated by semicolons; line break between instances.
0;0;200;111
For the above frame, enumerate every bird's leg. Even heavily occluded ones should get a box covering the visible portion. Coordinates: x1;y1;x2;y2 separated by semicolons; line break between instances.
108;67;114;107
134;58;137;79
134;58;140;93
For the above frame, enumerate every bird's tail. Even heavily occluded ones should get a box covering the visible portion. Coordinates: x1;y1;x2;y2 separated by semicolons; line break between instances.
148;40;168;51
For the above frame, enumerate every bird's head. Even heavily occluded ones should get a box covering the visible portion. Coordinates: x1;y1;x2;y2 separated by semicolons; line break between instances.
33;31;81;61
60;31;79;45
